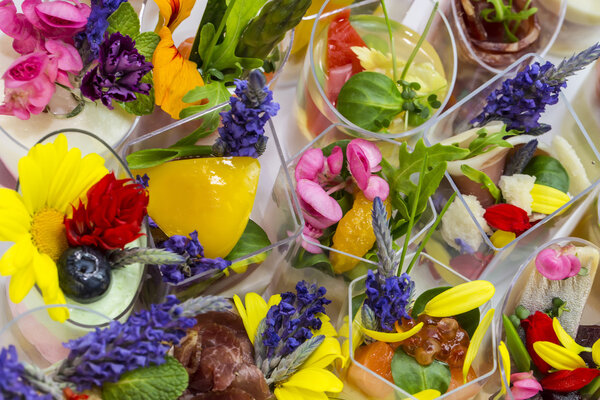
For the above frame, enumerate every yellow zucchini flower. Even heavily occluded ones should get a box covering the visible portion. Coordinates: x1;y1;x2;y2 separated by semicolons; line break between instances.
0;134;107;322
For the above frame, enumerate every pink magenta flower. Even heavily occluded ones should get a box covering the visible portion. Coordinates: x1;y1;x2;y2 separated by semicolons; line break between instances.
45;39;83;87
0;52;56;119
510;371;542;400
346;138;387;200
22;0;90;39
535;246;581;280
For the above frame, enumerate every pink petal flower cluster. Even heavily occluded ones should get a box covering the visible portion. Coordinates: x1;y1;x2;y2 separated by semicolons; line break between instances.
294;138;389;253
510;371;542;400
535;245;581;280
0;0;89;119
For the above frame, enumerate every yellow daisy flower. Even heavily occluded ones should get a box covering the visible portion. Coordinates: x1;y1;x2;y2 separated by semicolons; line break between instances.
0;134;107;322
234;292;344;400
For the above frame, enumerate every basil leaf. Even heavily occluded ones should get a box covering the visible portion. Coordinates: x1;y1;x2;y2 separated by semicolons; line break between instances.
460;165;501;203
225;219;271;261
391;347;451;395
411;287;480;337
336;71;403;132
522;155;570;193
502;314;531;373
189;0;227;65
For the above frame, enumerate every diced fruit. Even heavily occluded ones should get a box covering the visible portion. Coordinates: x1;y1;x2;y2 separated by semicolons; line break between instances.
347;341;395;399
446;367;478;398
57;246;111;303
330;192;391;274
327;9;366;75
134;157;260;258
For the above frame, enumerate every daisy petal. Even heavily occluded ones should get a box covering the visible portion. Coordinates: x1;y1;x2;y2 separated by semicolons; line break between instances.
44;289;69;322
361;322;423;343
553;318;590;354
303;337;343;369
592;339;600;365
533;341;587;371
274;386;328;400
281;367;343;393
498;341;511;395
0;238;34;276
463;308;495;383
32;251;59;301
233;293;269;344
18;155;47;213
0;188;31;241
8;265;35;303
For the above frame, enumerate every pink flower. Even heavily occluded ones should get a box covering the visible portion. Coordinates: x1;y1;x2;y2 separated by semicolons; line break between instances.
0;0;43;53
22;0;89;40
296;179;343;230
535;245;581;280
302;225;324;254
346;138;388;201
45;39;82;87
0;52;56;119
510;371;542;400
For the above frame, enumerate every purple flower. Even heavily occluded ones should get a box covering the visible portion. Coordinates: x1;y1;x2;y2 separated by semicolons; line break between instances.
81;32;152;109
75;0;127;61
0;345;51;399
261;281;331;359
58;296;195;390
159;231;231;284
365;269;414;332
214;70;279;158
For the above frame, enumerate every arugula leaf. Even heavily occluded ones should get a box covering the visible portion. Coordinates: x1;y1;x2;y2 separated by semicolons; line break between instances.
106;2;140;38
460;165;501;203
189;0;228;65
464;126;517;159
116;73;155;116
180;81;231;119
102;356;188;400
134;32;160;60
126;146;213;169
336;71;403;132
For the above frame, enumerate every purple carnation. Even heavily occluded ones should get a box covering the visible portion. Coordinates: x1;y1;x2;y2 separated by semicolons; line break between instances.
365;269;414;332
0;345;51;399
81;32;153;109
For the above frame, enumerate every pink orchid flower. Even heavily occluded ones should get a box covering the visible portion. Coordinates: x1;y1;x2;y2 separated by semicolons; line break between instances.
510;371;542;400
535;245;581;280
0;52;56;119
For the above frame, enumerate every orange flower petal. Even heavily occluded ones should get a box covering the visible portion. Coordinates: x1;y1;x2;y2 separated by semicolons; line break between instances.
154;0;194;32
153;27;205;119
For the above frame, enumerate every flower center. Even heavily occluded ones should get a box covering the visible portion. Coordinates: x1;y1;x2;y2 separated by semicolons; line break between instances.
30;208;69;262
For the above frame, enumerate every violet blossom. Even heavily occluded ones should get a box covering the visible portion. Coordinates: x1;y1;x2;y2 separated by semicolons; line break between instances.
535;245;581;280
75;0;126;61
294;139;389;253
81;32;152;109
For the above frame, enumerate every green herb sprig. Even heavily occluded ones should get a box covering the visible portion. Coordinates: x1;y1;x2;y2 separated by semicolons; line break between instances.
478;0;538;43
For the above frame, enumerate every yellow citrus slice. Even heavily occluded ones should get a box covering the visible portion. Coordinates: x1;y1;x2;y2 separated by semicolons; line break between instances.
134;157;260;258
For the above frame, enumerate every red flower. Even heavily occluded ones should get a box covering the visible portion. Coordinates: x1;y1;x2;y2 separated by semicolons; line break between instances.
64;173;148;250
484;204;531;235
541;368;600;392
520;311;560;374
63;388;89;400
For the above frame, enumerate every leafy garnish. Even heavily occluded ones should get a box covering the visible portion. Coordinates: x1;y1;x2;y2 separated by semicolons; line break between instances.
479;0;538;43
522;155;570;193
502;314;531;372
504;139;538;176
391;347;451;394
460;165;501;203
225;219;271;261
464;125;518;159
126;146;213;169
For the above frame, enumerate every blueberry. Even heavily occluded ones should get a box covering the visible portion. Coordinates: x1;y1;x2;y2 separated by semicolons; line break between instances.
57;246;111;304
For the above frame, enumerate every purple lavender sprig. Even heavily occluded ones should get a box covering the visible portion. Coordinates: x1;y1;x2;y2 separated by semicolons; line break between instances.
56;295;229;390
0;345;57;400
471;43;600;134
75;0;127;62
213;70;280;158
158;231;231;284
81;32;153;109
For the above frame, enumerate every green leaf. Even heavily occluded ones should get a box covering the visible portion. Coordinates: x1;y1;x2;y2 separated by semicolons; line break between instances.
292;249;334;276
102;356;188;400
465;126;517;159
502;314;531;373
225;219;271;261
411;287;480;337
126;146;213;169
117;73;155;116
352;294;366;320
180;80;231;119
197;23;216;64
581;376;600;399
189;0;228;65
522;155;570;193
460;165;501;203
391;347;451;395
134;32;160;60
336;71;403;132
107;2;140;38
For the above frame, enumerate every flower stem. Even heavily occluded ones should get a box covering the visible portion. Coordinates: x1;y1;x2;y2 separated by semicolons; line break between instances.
200;0;238;77
380;0;397;82
400;1;439;81
405;192;456;274
325;180;347;195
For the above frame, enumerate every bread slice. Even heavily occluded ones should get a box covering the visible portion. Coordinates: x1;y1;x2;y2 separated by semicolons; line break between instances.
517;246;599;336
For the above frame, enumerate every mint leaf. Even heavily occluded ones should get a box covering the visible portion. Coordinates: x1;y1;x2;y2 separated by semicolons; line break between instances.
134;31;160;60
460;164;501;203
117;73;155;116
102;356;188;400
107;2;140;38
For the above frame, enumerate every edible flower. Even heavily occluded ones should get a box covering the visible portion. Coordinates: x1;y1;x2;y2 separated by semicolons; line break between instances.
532;341;587;371
483;203;531;235
421;280;495;317
74;0;127;61
540;368;600;393
81;32;153;109
552;317;591;354
359;319;422;342
463;308;494;383
510;371;542;400
0;345;51;400
593;338;600;365
364;269;414;332
0;134;107;322
152;26;204;119
535;247;581;280
153;0;194;32
233;282;344;400
214;70;279;158
497;341;510;398
530;183;570;215
490;230;516;248
520;311;560;374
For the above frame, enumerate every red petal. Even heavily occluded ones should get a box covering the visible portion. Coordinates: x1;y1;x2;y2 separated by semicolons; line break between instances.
520;311;560;374
541;368;600;392
484;203;531;234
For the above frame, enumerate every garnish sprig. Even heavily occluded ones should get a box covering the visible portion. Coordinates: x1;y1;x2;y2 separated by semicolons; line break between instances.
479;0;538;43
380;0;398;82
400;1;439;81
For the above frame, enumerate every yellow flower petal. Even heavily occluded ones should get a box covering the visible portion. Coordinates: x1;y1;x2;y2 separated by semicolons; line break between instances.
490;230;516;249
0;237;34;277
153;0;194;32
303;337;343;369
314;317;338;338
463;308;494;383
533;341;587;371
153;27;205;120
553;318;591;354
403;389;442;400
233;292;268;344
267;294;282;308
281;367;343;393
8;265;35;304
361;322;423;343
498;341;511;395
0;188;31;241
18;155;46;214
530;184;570;215
32;251;60;301
44;289;69;323
274;386;328;400
592;339;600;366
422;281;495;317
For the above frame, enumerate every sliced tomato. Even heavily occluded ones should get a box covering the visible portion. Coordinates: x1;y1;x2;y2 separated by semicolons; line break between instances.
327;9;366;75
